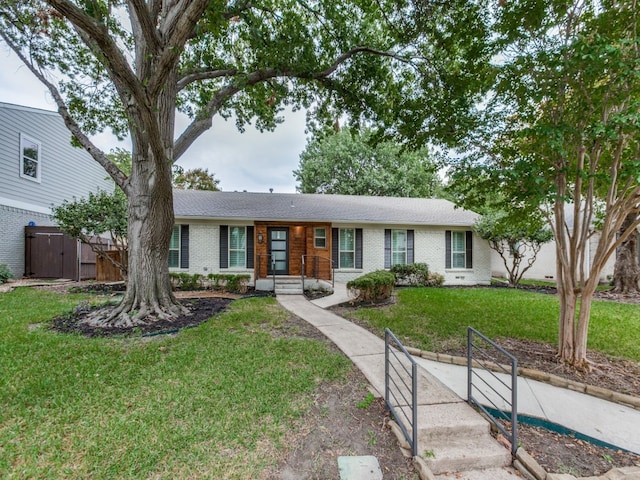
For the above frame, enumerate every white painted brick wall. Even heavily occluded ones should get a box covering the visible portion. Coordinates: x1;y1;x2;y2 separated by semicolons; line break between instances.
335;226;492;286
177;221;492;286
170;222;254;283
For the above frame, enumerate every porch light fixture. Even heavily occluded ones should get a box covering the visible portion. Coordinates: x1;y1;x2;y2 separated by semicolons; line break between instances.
258;233;264;243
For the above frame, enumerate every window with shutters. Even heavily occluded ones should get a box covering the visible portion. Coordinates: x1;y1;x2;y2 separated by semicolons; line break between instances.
339;228;355;268
451;231;467;268
229;226;246;268
168;225;181;268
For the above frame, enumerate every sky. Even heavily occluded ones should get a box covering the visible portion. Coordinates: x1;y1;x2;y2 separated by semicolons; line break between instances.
0;46;308;194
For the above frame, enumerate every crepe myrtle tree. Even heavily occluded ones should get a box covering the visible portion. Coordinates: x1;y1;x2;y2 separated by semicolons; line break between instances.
0;0;492;327
473;211;552;288
452;0;640;365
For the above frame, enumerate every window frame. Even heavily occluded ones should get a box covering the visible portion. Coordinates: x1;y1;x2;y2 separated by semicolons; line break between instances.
228;226;247;269
19;133;41;183
168;225;181;268
314;227;327;249
391;229;408;266
451;230;467;269
339;228;355;269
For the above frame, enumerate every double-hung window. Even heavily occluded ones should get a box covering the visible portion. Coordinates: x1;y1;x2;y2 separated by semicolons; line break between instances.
169;225;181;268
384;229;414;268
229;226;247;268
339;228;355;268
20;134;41;182
451;231;467;268
314;228;327;249
392;230;407;266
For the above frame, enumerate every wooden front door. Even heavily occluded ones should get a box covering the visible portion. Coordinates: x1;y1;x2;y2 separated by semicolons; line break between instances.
268;227;289;275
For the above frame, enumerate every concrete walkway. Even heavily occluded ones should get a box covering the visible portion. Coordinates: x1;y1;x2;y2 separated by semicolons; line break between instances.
279;292;515;478
279;284;640;466
307;283;640;455
414;356;640;455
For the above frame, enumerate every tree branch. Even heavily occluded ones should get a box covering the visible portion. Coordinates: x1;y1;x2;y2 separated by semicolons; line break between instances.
45;0;142;103
174;46;407;159
147;0;210;98
128;0;162;53
177;68;239;91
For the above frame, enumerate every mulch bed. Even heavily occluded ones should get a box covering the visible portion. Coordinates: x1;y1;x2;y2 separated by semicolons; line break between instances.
50;297;234;338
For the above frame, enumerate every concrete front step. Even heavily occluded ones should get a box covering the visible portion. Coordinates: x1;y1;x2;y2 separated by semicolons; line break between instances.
416;403;494;443
435;467;519;480
275;280;304;295
275;289;304;295
422;437;512;475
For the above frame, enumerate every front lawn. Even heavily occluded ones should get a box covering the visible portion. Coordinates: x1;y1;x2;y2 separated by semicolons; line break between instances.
0;288;351;479
344;287;640;362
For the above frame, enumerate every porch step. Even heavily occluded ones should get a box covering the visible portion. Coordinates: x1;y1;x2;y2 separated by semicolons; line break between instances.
274;277;304;295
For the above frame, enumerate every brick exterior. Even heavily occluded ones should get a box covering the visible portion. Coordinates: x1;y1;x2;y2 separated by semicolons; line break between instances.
173;219;493;287
0;204;55;277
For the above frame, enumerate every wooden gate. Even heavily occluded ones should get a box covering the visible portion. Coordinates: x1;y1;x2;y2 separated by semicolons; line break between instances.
24;226;98;280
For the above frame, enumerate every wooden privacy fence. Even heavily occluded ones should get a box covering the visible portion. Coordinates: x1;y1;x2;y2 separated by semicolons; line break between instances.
25;226;102;280
96;250;125;282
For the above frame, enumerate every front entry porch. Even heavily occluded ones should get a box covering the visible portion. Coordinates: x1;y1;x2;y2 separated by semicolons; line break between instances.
254;221;334;292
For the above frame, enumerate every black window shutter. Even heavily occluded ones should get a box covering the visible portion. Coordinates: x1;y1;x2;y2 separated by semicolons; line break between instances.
246;226;254;268
332;228;339;267
445;230;452;269
384;229;391;268
407;230;414;264
180;225;189;269
466;230;473;269
220;225;228;268
355;228;363;269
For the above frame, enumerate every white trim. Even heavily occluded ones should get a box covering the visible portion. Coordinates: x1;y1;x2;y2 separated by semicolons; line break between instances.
228;226;247;269
19;133;42;183
0;196;51;215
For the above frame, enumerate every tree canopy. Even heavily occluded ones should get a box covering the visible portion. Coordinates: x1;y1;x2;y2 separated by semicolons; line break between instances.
0;0;493;326
172;166;220;191
294;129;442;197
449;0;640;365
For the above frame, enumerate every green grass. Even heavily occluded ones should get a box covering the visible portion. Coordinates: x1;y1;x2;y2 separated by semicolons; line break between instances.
0;288;351;479
346;287;640;361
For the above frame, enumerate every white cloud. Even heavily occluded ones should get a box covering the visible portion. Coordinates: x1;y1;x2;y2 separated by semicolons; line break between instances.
0;46;307;193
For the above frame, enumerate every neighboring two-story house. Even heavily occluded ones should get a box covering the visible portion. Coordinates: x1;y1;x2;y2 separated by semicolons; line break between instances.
0;103;112;278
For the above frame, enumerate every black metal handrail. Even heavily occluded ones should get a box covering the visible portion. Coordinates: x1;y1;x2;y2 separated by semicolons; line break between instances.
385;328;418;457
467;327;518;456
301;255;335;289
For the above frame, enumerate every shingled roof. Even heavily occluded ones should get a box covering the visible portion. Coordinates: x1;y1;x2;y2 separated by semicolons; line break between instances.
173;190;478;227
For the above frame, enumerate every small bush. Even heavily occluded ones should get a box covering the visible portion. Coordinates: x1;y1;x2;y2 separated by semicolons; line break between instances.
347;270;396;303
426;272;444;287
390;263;430;286
0;264;13;284
207;273;251;294
169;273;204;290
390;263;445;287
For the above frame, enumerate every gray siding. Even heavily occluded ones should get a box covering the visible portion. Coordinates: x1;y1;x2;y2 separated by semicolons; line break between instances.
0;103;114;277
0;103;112;210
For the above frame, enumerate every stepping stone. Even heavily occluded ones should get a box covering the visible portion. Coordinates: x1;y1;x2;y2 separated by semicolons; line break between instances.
337;456;383;480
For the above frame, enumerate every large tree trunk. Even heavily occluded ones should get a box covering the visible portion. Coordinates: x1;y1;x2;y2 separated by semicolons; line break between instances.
612;213;640;294
84;61;187;327
85;171;187;327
